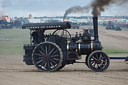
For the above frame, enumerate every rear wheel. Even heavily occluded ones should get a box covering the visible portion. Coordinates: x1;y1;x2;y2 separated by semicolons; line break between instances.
32;42;63;72
56;64;65;71
87;50;110;72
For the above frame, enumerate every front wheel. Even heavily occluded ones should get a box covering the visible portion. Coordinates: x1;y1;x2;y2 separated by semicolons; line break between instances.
85;54;90;68
32;42;63;72
87;50;110;72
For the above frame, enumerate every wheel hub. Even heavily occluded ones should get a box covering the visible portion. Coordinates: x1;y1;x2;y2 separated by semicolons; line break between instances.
45;55;49;60
97;60;102;64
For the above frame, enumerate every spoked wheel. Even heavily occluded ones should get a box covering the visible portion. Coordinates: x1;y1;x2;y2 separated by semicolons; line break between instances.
87;50;110;72
32;42;63;72
56;64;65;71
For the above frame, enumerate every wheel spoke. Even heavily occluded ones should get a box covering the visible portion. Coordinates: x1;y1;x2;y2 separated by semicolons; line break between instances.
51;54;59;57
93;63;96;67
40;46;46;54
50;61;55;67
37;59;44;64
48;45;50;54
44;62;47;69
52;58;59;61
91;60;95;64
95;64;99;69
51;50;58;55
99;54;102;60
50;59;57;65
45;46;48;54
40;60;46;66
49;48;55;55
92;56;97;60
39;50;45;56
102;59;106;63
35;53;44;57
95;54;99;59
46;61;51;70
102;54;107;59
101;63;106;68
97;64;101;68
50;62;53;66
91;62;95;67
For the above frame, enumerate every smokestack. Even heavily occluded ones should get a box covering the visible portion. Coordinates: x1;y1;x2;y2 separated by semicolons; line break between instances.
93;17;99;42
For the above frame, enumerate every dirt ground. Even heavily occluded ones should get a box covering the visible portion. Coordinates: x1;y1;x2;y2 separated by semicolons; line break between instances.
98;26;128;50
0;54;128;85
0;26;128;85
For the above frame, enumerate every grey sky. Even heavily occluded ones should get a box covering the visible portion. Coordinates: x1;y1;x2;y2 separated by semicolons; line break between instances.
0;0;128;17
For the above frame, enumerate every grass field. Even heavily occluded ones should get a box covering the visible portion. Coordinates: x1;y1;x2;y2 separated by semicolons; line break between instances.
103;47;128;54
0;29;29;55
0;29;128;55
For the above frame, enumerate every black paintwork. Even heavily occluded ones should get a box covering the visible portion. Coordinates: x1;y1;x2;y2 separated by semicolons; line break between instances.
23;19;102;65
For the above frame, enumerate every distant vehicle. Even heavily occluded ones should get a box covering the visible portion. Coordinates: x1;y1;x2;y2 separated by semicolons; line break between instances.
106;24;114;30
13;20;22;28
78;22;89;26
114;24;122;31
0;19;13;29
106;24;121;31
45;20;60;23
68;22;79;29
101;22;107;26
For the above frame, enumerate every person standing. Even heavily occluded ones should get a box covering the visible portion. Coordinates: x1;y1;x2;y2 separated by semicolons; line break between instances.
38;29;45;43
31;30;39;45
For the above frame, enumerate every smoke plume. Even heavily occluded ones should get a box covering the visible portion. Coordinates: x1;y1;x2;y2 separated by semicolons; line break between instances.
91;0;113;17
63;0;128;19
63;5;90;19
91;0;128;17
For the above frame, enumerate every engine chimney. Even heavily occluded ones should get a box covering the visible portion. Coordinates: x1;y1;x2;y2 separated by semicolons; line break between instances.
93;17;99;42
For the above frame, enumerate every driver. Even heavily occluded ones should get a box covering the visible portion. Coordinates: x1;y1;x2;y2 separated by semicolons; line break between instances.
38;29;45;43
31;30;39;45
82;29;91;42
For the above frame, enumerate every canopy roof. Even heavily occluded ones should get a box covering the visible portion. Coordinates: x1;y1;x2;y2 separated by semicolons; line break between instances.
22;22;71;30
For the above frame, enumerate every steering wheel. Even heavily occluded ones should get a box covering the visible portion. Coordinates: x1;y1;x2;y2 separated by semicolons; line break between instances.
52;29;71;41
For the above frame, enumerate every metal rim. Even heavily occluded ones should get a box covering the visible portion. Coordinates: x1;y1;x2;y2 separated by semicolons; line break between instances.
32;42;63;72
56;64;65;71
85;54;90;68
87;50;110;72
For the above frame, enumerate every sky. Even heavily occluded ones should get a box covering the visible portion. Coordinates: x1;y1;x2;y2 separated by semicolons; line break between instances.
0;0;128;17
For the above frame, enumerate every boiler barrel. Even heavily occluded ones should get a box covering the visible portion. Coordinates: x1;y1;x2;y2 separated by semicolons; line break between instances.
67;42;102;55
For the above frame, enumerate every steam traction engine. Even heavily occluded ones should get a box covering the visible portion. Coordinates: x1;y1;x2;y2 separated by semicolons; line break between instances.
22;17;110;72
